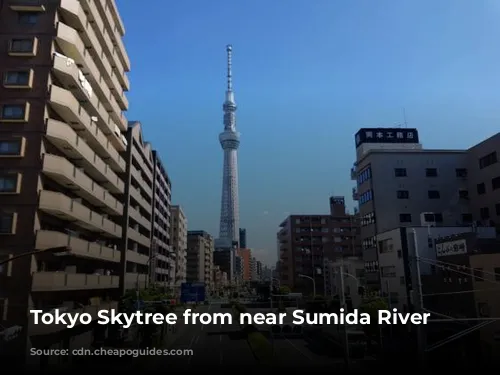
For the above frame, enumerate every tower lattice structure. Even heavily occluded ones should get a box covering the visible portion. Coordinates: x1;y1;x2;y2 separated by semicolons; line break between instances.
218;44;240;248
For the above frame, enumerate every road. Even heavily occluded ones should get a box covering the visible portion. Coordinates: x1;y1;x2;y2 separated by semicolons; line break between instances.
143;303;257;368
140;302;355;368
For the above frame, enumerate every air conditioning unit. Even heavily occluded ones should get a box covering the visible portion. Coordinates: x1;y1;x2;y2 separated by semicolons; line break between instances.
420;212;436;227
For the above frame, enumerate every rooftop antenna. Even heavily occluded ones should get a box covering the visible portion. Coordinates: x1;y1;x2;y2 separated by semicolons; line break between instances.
403;107;408;128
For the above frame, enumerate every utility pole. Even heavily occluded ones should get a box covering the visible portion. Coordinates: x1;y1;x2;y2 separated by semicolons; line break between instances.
411;229;427;369
339;261;350;370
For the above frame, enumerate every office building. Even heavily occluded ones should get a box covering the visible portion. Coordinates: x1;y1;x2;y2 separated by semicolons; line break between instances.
256;259;263;281
277;196;359;294
213;249;233;282
170;205;187;285
0;0;130;363
121;122;154;292
186;231;213;290
352;128;470;287
151;150;174;287
239;228;247;248
377;225;495;312
423;232;500;364
250;257;257;281
466;132;500;227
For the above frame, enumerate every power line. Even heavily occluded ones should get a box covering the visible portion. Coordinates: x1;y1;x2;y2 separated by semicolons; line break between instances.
419;255;500;278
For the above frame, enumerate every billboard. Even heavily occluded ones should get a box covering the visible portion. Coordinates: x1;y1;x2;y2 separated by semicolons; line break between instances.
180;282;206;303
355;128;419;147
436;239;467;257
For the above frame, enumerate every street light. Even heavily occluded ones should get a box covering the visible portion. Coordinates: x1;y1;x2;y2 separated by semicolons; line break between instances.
298;274;315;298
0;246;69;267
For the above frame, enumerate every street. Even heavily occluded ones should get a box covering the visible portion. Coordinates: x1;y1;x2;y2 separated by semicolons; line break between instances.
142;302;349;368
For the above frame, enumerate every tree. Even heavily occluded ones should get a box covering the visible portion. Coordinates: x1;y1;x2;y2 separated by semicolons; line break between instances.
359;296;388;348
278;285;291;295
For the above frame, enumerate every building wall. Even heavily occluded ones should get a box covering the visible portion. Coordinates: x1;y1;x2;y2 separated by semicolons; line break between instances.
151;150;173;287
355;149;470;285
170;205;187;285
466;133;500;226
121;122;154;292
239;228;247;248
0;0;131;365
237;248;252;281
186;231;213;289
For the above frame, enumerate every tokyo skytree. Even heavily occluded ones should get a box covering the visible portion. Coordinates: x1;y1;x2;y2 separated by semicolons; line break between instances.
217;44;240;248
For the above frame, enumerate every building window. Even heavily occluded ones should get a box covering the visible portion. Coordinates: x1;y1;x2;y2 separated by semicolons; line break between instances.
428;190;440;199
425;168;438;177
1;104;29;121
396;190;409;199
378;239;393;253
357;167;371;185
462;213;473;223
479;152;497;169
480;207;490;220
455;168;467;178
399;213;412;223
434;213;443;222
494;268;500;281
0;139;23;156
0;213;16;234
400;276;405;285
359;190;373;205
0;174;20;193
8;38;37;55
492;176;500;191
477;183;486;195
458;190;469;199
381;266;396;277
394;168;407;177
3;70;32;87
473;268;484;281
18;12;38;24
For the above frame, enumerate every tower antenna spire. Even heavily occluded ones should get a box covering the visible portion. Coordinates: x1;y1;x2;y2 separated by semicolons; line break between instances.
226;44;232;91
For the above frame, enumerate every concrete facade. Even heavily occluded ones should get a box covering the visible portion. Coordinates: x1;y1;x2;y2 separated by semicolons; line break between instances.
170;205;187;285
186;231;213;290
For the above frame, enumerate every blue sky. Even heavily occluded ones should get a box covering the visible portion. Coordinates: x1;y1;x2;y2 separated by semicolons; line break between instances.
118;0;500;266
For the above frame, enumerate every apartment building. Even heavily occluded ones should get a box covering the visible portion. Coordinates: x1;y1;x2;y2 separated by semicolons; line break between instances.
151;150;174;287
120;122;153;292
0;0;130;363
186;230;213;290
277;196;359;294
170;205;187;285
466;132;500;227
237;248;252;281
324;257;364;308
352;128;470;286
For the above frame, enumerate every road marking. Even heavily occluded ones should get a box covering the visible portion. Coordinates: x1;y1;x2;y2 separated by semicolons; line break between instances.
284;338;313;362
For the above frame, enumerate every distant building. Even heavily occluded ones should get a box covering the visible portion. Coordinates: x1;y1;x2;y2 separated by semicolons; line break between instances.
170;206;187;285
239;228;247;248
186;231;214;290
237;248;252;281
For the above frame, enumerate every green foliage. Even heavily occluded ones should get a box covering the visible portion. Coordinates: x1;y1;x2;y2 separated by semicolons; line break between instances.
359;296;388;339
278;285;290;295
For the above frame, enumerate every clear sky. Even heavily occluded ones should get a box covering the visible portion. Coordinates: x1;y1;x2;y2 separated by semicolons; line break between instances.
118;0;500;266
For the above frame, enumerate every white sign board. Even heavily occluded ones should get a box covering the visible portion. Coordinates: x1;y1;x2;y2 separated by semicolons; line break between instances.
436;239;467;257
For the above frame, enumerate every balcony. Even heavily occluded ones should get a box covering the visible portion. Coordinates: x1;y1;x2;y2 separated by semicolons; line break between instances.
48;81;125;155
127;227;151;248
32;272;119;292
9;0;45;12
35;230;120;263
42;154;123;216
352;187;359;201
45;119;124;194
57;1;128;111
38;190;122;238
126;250;149;265
351;167;356;180
128;206;150;231
28;301;118;336
130;186;151;212
125;273;148;290
54;22;127;131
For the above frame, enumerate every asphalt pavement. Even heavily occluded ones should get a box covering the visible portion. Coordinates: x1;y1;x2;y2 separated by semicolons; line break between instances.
144;303;257;368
